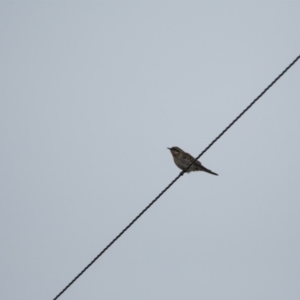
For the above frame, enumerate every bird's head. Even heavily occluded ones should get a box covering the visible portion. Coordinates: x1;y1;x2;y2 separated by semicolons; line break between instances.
167;146;182;157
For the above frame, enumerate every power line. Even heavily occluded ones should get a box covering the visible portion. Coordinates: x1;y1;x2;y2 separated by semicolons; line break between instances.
53;54;300;300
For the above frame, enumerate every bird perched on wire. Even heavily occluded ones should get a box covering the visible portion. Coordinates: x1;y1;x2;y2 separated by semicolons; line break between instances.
168;146;218;176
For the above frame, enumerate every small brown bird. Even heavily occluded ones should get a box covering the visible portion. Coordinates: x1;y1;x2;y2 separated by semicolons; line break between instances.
168;146;218;176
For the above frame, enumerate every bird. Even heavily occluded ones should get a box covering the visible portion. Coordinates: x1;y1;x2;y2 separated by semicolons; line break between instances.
168;146;218;176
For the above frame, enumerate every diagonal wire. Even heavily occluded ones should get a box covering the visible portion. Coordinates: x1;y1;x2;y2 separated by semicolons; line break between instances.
53;54;300;300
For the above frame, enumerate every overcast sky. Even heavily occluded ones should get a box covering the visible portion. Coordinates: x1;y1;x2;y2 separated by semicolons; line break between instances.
1;1;300;300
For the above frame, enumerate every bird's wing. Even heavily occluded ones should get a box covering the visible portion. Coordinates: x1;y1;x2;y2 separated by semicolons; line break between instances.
194;160;203;168
186;153;202;167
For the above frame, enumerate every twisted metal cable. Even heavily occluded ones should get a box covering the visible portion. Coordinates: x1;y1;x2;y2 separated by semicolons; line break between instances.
53;54;300;300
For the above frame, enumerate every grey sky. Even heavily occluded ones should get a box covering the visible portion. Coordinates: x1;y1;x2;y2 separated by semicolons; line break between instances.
1;1;300;300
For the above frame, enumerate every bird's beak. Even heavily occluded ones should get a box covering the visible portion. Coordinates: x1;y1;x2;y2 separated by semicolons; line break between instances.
167;147;171;150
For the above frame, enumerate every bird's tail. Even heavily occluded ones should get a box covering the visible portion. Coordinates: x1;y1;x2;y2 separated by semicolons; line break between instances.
202;166;218;176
